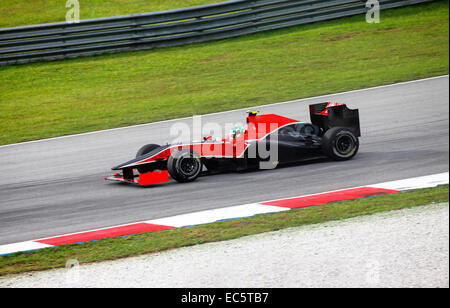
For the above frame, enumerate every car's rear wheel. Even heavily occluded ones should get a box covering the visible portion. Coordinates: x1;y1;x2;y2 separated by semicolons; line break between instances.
167;148;202;183
322;127;359;161
135;143;161;173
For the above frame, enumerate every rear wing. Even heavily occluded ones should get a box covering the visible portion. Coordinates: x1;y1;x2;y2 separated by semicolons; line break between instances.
309;103;361;137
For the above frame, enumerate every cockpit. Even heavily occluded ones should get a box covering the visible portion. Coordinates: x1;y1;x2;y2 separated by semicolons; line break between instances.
229;124;246;140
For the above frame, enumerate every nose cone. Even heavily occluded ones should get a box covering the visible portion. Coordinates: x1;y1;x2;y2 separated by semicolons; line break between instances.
111;144;169;170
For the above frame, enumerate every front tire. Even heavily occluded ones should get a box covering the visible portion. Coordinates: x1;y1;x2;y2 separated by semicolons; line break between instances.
322;127;359;161
167;148;202;183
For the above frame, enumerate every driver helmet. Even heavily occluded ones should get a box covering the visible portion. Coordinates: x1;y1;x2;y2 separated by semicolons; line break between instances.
230;125;245;139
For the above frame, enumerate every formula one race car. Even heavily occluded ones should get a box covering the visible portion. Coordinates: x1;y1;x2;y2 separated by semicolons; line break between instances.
105;103;360;186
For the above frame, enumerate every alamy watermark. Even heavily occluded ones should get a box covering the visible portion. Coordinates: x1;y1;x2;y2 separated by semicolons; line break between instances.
65;259;80;284
365;258;382;286
366;0;380;23
64;1;379;25
66;0;80;23
169;115;279;170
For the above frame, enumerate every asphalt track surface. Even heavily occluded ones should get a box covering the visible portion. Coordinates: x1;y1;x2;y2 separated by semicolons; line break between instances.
0;76;448;245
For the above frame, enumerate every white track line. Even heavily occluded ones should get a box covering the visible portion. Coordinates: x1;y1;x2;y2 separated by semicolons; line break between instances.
371;172;449;191
146;203;290;228
0;241;53;255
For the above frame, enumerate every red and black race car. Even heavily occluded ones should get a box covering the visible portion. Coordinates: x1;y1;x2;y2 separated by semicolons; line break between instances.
105;103;360;186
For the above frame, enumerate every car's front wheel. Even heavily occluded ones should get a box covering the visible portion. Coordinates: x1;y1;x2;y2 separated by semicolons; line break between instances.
167;148;202;183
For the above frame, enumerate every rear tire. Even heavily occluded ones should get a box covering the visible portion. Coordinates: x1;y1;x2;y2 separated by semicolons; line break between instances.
135;144;161;173
322;127;359;161
167;148;202;183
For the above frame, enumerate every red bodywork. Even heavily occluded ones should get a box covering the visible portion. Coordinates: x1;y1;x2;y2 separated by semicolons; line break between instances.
105;170;170;185
314;102;343;115
122;113;299;168
105;113;299;186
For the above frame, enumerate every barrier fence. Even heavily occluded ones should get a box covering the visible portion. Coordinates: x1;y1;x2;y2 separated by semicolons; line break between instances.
0;0;434;65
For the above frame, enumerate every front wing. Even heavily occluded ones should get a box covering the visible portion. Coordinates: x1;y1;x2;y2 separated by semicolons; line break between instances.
105;170;169;186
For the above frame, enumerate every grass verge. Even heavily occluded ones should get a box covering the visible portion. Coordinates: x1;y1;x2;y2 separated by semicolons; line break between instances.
0;1;448;145
0;184;448;277
0;0;219;28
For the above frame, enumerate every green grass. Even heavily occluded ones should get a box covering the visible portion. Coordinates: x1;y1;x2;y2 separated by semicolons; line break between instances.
0;185;448;276
0;0;219;28
0;1;448;145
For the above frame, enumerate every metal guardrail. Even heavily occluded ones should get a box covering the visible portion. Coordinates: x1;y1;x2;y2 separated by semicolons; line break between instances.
0;0;434;65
